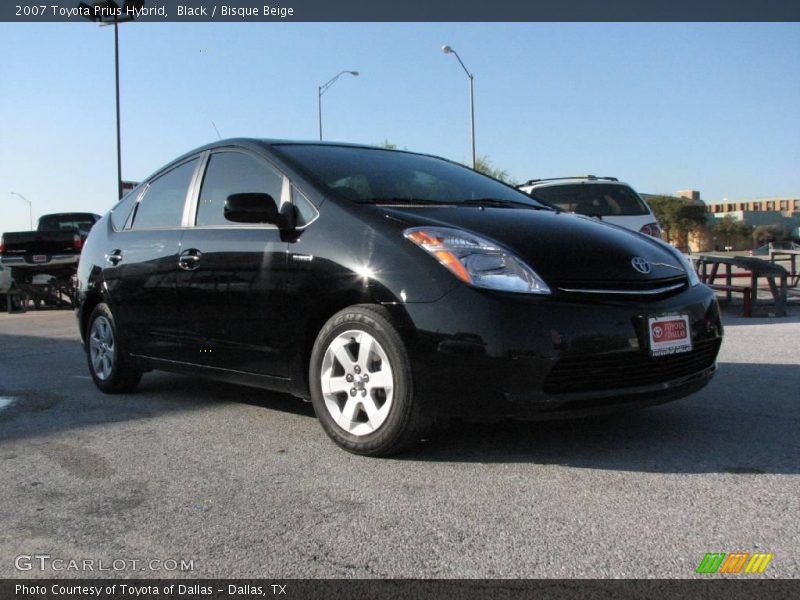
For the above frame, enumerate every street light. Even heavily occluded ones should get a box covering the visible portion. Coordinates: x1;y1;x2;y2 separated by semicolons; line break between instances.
10;192;33;230
79;0;143;200
318;70;359;140
442;45;476;169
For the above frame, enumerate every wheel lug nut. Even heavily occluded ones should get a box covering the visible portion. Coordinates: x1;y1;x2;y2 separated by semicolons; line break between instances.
350;388;357;396
345;374;353;382
354;365;361;374
363;374;369;383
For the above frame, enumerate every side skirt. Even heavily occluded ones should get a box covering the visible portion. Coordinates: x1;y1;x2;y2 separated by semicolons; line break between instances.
129;354;298;396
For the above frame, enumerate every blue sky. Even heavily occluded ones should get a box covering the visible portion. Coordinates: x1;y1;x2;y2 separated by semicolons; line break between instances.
1;22;799;231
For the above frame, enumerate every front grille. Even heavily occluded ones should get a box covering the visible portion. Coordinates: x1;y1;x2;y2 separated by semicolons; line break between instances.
543;338;721;395
554;275;688;299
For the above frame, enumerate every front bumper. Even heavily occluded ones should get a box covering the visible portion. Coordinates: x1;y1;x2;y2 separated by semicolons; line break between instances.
400;283;722;420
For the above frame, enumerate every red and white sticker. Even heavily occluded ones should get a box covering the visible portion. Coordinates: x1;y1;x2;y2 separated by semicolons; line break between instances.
32;254;47;263
648;315;692;357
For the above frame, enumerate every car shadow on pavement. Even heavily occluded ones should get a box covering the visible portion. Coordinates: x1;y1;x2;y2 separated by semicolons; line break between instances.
2;325;796;476
152;360;798;476
0;370;315;445
399;361;800;474
0;327;316;444
139;373;316;419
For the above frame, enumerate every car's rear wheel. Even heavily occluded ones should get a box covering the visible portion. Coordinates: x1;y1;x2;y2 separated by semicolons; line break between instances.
86;303;142;393
309;305;430;456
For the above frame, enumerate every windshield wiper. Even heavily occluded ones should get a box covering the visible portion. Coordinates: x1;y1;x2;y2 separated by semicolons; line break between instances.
526;195;560;211
459;198;553;210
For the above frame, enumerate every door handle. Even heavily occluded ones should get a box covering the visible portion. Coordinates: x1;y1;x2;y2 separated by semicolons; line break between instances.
178;248;202;271
105;249;123;266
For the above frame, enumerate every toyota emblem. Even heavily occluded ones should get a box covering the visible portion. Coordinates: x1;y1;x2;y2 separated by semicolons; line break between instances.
631;257;651;274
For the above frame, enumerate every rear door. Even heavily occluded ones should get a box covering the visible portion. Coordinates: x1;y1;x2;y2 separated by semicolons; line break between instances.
105;156;201;360
174;149;291;376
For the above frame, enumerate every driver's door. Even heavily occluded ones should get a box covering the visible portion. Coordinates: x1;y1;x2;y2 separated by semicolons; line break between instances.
174;150;291;377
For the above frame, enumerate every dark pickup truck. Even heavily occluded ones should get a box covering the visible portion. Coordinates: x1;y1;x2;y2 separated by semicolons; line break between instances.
1;212;101;305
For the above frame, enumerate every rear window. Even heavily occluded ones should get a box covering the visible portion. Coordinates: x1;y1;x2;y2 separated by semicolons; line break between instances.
530;183;649;217
38;214;98;232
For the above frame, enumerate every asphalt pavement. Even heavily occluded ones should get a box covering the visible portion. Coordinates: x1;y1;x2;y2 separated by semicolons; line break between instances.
0;308;798;578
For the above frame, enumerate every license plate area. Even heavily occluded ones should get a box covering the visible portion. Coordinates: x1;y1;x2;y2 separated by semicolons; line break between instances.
32;254;47;263
648;315;692;357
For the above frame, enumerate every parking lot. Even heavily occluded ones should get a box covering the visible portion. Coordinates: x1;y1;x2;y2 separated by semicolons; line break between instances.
0;308;798;578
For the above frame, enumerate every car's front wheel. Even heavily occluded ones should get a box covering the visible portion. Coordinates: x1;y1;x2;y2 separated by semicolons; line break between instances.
309;305;430;456
85;303;142;393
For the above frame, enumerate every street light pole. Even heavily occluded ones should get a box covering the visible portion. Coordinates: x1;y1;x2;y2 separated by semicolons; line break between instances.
442;45;476;169
10;192;33;230
318;84;323;140
468;73;475;169
79;1;140;200
317;70;359;141
114;20;122;200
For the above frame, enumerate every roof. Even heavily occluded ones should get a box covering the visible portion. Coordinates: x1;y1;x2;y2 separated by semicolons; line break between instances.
708;196;800;204
519;175;620;187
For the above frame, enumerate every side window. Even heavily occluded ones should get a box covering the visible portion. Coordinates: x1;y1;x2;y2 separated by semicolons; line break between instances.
292;186;318;227
110;189;140;231
131;159;198;230
196;152;284;226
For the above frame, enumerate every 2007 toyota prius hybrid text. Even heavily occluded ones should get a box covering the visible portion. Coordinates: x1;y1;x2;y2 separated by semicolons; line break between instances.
76;140;723;456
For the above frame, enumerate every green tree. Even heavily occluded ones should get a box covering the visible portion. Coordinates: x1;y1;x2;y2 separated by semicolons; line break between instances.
646;195;708;244
773;224;792;241
473;155;512;183
713;215;747;248
753;225;772;247
379;139;398;149
753;224;791;246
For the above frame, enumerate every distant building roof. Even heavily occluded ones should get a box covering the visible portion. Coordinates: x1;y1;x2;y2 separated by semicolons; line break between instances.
641;193;705;206
706;196;800;204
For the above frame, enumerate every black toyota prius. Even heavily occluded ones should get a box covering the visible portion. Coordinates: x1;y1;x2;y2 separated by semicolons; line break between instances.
76;139;722;455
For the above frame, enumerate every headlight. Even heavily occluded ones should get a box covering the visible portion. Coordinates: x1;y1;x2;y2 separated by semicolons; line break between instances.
679;252;701;287
404;226;551;295
651;236;700;287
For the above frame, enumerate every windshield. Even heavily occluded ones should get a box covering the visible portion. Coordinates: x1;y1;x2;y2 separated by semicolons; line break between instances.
37;214;98;232
530;183;649;217
272;144;544;208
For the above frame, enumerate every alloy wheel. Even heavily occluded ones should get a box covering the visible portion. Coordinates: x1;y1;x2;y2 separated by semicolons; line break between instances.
320;329;394;436
89;316;116;381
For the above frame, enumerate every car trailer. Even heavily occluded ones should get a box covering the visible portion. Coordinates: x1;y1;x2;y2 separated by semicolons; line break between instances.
8;273;77;312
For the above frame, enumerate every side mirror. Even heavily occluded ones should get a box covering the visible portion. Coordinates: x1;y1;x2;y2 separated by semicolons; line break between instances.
224;193;279;224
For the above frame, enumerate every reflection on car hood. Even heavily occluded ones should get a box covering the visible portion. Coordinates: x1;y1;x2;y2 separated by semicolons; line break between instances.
377;206;685;284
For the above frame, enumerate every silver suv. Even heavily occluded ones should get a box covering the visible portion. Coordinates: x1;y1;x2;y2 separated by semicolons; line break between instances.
518;176;662;238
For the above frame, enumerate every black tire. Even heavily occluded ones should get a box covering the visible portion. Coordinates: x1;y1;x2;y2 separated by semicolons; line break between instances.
85;303;142;393
309;304;431;456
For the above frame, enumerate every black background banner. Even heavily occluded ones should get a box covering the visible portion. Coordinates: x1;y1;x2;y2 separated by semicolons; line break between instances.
3;0;800;22
3;579;800;600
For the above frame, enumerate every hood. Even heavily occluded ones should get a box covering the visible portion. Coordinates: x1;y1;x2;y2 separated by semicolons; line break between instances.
375;206;686;286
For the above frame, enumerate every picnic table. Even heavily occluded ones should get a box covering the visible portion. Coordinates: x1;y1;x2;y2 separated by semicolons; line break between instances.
769;249;800;287
689;254;789;317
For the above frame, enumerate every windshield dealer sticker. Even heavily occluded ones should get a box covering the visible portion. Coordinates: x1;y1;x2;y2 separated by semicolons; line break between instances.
648;315;692;357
